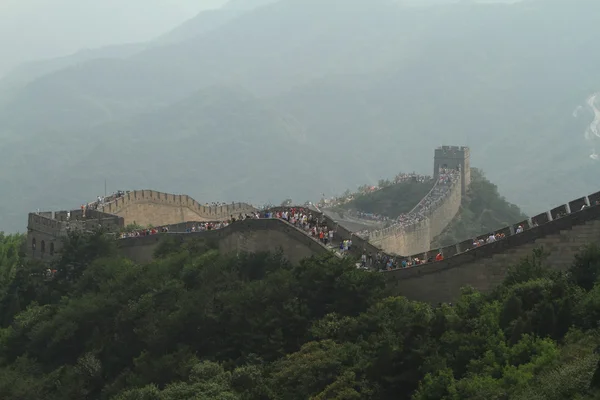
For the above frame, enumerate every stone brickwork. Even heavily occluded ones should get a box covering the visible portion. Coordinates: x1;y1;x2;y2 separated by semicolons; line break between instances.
366;173;463;256
434;145;471;195
325;146;469;257
119;218;335;265
30;145;600;306
101;190;256;227
385;192;600;303
27;210;124;261
24;146;470;264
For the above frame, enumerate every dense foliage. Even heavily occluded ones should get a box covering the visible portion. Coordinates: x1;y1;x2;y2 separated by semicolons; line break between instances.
432;168;527;247
3;233;600;399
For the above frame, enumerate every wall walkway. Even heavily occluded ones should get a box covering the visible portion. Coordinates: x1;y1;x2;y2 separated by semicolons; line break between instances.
384;191;600;303
358;172;462;255
29;148;600;305
119;218;337;265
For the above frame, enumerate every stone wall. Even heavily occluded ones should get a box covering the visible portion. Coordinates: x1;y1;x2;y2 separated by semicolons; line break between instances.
27;210;124;261
27;213;63;261
385;191;600;304
434;145;471;195
366;174;462;256
119;218;335;265
101;190;256;227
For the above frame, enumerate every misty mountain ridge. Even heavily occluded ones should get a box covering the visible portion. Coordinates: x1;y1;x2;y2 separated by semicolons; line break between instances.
1;0;600;232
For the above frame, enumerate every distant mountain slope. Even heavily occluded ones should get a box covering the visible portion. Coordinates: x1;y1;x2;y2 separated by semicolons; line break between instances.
0;86;338;231
1;0;600;230
153;9;244;44
0;43;147;111
1;0;415;123
269;0;600;212
222;0;280;9
1;43;146;86
0;6;244;102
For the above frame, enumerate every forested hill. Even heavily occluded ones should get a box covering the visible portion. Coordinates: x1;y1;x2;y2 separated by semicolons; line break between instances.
334;168;526;244
432;168;527;247
3;233;600;398
334;179;435;219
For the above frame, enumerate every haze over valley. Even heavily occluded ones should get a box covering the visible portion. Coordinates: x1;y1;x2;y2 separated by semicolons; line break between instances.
1;0;599;231
8;2;600;399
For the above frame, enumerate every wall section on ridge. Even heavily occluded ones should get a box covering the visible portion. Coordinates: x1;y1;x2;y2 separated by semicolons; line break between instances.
367;175;462;256
27;210;125;261
327;146;469;257
119;218;335;265
385;202;600;304
101;190;256;227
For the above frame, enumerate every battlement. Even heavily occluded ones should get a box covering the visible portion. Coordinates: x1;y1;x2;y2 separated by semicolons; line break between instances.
436;145;470;153
100;190;256;227
362;171;462;255
27;209;124;260
434;145;470;195
383;191;600;303
26;190;255;261
25;146;600;305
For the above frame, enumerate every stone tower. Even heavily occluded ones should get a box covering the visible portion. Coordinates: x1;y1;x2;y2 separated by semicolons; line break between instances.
433;145;471;195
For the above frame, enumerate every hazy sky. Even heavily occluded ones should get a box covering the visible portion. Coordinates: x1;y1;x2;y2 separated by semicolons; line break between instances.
0;0;229;76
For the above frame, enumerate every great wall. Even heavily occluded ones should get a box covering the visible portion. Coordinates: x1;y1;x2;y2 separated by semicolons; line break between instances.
26;145;600;303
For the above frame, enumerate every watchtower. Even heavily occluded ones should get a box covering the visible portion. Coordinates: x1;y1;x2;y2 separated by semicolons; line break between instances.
433;145;471;195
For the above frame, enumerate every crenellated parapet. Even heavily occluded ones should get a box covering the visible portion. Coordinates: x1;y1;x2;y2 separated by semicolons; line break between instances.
364;169;462;255
27;209;124;261
26;190;255;261
25;171;600;305
99;190;256;226
384;191;600;303
434;145;470;195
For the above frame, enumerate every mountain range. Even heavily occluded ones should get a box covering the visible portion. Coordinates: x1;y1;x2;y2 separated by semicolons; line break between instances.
1;0;599;232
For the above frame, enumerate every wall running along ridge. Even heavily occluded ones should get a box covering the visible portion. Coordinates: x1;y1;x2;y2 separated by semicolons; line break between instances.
367;173;462;256
28;189;600;305
119;218;337;265
26;186;600;304
26;147;469;264
100;190;256;227
32;146;600;304
385;194;600;303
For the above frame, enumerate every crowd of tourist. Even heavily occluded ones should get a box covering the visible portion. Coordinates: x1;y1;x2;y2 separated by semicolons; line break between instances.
355;249;446;271
393;172;431;184
318;172;432;209
356;168;460;239
84;190;127;214
78;168;600;273
345;210;390;222
472;231;508;247
103;171;462;271
118;207;336;244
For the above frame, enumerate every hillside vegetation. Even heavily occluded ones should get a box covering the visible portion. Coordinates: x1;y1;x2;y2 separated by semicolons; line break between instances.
432;168;527;247
337;180;435;218
1;0;600;231
3;233;600;398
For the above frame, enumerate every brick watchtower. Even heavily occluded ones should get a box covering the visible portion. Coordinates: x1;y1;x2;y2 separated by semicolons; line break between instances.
433;145;471;195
